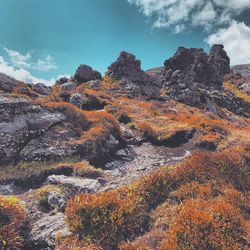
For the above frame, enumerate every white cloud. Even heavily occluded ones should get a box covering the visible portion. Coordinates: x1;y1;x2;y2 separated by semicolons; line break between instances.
206;21;250;65
127;0;250;32
4;47;31;68
0;56;55;85
4;47;57;72
33;55;57;71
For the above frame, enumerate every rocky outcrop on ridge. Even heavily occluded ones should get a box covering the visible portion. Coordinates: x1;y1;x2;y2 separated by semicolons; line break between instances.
106;51;161;98
162;45;230;105
74;64;102;83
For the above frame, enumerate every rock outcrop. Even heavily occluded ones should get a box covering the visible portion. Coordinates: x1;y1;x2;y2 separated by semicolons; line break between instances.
32;83;52;96
232;64;250;80
74;64;102;83
106;51;161;98
0;72;21;92
162;45;230;106
0;95;121;165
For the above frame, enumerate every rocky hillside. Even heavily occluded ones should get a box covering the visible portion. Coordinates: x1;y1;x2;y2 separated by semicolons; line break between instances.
0;45;249;250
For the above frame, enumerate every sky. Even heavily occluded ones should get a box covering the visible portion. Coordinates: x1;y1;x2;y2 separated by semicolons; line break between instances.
0;0;250;85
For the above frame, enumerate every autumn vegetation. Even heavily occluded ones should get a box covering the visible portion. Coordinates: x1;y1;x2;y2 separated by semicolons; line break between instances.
60;148;250;249
0;196;27;250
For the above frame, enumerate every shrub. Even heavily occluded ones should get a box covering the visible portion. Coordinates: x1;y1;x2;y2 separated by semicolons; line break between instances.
65;187;150;248
0;196;27;250
43;102;91;130
159;198;249;250
174;149;250;191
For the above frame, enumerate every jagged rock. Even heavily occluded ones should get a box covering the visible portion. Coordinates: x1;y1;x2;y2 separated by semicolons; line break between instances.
106;51;161;98
46;175;101;193
55;76;71;85
74;64;102;83
29;212;70;249
0;73;20;92
32;83;52;96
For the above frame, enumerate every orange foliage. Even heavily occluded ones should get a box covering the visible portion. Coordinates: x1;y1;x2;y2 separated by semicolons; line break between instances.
0;196;27;250
159;198;248;250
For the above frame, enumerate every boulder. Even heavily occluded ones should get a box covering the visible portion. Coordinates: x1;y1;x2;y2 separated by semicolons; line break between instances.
46;175;101;193
29;212;70;249
69;93;106;110
60;81;77;91
106;51;161;98
239;82;250;94
74;64;102;83
32;83;52;95
0;73;20;92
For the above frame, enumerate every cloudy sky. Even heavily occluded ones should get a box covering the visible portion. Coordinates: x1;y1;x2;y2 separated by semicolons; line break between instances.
0;0;250;85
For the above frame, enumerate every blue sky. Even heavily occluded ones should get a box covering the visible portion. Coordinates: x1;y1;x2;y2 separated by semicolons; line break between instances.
0;0;250;85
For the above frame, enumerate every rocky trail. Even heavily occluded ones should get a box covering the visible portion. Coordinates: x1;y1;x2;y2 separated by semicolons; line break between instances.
0;126;195;249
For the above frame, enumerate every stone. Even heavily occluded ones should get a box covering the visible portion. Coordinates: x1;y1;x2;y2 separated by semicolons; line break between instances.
74;64;102;83
47;191;67;211
60;81;77;91
239;82;250;94
29;212;70;248
0;73;20;92
69;93;106;110
32;83;52;95
46;175;101;193
106;51;161;98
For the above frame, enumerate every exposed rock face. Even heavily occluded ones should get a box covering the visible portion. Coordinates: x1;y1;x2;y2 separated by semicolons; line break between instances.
29;212;70;249
0;96;121;165
149;45;250;117
74;64;102;83
163;45;230;105
0;73;21;92
46;175;101;193
106;51;161;98
232;64;250;80
32;83;52;96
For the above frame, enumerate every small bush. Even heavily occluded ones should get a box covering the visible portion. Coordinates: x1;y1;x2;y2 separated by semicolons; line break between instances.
65;187;150;248
0;196;27;250
159;198;249;250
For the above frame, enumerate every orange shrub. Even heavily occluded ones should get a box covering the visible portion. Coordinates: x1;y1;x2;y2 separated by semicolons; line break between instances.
65;187;150;248
174;149;249;191
159;198;248;250
0;196;27;250
43;102;91;130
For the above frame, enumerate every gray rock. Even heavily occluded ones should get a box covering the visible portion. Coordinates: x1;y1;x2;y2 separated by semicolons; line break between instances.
74;64;102;83
0;72;20;92
47;191;67;211
30;212;70;248
106;51;161;98
32;83;52;95
61;81;77;91
239;82;250;94
46;175;101;193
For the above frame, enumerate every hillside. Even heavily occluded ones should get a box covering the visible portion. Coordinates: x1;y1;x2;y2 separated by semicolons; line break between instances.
0;45;249;250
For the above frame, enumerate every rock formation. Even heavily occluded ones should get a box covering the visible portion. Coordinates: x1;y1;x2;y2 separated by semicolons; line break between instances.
162;45;230;105
106;51;161;98
74;64;102;83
